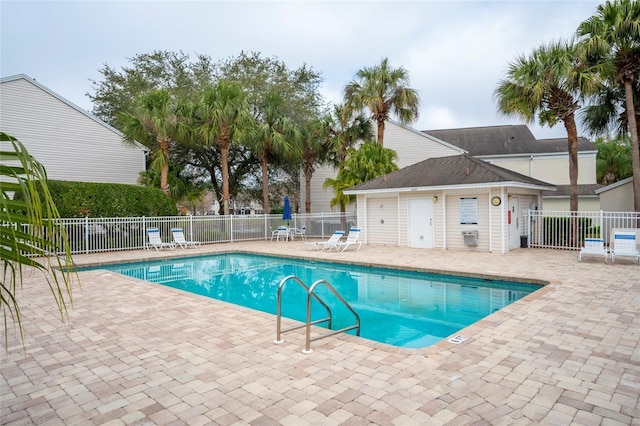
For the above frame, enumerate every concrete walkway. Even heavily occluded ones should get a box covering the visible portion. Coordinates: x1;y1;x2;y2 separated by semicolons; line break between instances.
1;242;639;425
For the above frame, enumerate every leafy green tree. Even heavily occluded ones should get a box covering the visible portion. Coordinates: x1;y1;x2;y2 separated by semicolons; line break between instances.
495;39;600;213
578;0;640;211
251;91;301;213
344;57;419;146
198;82;254;215
324;141;398;214
117;90;191;195
89;50;214;125
595;135;633;185
214;51;324;126
1;132;76;344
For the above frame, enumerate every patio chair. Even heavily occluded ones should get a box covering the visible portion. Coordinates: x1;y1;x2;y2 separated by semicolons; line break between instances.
336;228;362;252
276;226;290;242
578;238;607;263
146;227;175;251
610;230;640;263
292;226;307;241
171;227;201;249
305;230;344;251
270;227;279;241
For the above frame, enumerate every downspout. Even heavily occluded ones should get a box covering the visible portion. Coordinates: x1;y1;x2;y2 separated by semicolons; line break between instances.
501;187;506;254
489;191;493;253
442;193;447;250
530;155;534;176
397;194;401;246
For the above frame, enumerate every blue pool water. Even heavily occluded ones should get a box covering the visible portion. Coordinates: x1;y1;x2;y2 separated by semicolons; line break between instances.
86;253;541;348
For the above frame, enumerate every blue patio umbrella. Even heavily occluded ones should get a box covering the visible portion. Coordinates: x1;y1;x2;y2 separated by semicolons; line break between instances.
282;196;292;225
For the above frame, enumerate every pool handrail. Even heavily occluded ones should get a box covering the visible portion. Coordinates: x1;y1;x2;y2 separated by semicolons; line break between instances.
274;274;361;354
275;275;332;345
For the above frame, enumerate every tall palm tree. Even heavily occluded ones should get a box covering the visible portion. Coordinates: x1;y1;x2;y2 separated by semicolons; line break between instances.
252;91;301;213
326;103;373;172
323;103;373;219
117;90;190;195
495;39;599;213
344;57;419;146
1;132;76;343
199;82;253;215
578;0;640;211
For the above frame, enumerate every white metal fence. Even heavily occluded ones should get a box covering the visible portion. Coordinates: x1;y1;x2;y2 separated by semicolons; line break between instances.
525;210;640;250
57;212;357;254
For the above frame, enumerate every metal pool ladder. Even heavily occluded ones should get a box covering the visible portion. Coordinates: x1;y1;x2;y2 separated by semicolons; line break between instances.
275;275;360;354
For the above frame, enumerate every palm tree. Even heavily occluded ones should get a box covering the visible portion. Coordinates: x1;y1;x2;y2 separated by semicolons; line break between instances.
324;141;398;213
578;0;640;211
1;132;76;343
117;90;190;195
495;39;599;213
595;135;633;185
323;103;373;219
326;103;373;171
344;57;419;146
199;82;253;215
252;91;301;213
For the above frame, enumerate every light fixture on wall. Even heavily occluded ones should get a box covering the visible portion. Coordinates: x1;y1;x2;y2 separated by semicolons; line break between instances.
432;195;438;203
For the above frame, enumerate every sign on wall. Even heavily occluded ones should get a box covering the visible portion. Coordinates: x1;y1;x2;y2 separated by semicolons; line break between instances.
460;197;478;224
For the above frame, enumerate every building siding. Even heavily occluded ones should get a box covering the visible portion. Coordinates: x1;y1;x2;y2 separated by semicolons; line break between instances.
305;121;462;213
0;77;145;185
365;196;399;245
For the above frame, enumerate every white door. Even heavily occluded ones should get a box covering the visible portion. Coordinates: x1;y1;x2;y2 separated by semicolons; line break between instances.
509;196;520;249
408;198;434;249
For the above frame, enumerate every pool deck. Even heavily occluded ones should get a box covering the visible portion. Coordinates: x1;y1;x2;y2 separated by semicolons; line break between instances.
2;241;639;425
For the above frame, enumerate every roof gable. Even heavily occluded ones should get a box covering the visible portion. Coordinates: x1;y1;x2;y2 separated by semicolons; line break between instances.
345;154;556;193
0;74;147;152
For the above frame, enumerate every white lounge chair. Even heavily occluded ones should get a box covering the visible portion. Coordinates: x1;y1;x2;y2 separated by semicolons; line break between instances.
578;238;607;263
305;230;344;251
336;228;362;252
611;230;640;263
171;227;201;249
146;227;175;251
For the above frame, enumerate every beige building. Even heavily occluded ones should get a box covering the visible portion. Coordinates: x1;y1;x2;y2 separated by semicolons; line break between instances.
344;155;555;254
304;122;600;214
595;177;635;211
0;74;147;184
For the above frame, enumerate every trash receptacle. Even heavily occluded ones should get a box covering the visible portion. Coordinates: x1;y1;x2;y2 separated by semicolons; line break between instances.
520;235;528;248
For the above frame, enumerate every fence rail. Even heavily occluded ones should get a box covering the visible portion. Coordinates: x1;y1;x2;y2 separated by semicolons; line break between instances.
526;210;640;250
55;212;357;255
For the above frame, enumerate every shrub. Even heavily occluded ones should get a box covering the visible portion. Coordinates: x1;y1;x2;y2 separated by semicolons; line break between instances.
45;180;177;217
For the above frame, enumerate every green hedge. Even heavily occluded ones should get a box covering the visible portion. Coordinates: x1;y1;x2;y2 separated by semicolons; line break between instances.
45;180;177;218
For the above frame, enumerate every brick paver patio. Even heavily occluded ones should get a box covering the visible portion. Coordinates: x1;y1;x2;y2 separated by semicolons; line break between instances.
1;242;639;425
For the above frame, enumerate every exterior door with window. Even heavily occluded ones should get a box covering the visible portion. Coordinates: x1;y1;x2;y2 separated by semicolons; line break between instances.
408;198;434;249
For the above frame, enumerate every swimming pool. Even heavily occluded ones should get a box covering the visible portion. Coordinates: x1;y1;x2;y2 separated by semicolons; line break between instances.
87;253;541;348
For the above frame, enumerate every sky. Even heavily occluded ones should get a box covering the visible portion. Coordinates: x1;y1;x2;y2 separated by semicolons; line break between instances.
1;0;603;140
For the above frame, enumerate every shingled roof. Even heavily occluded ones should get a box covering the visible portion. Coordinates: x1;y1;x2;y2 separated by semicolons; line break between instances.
345;154;556;194
423;125;595;156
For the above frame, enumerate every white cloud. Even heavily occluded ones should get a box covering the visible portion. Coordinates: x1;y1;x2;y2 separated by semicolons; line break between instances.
1;0;602;139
